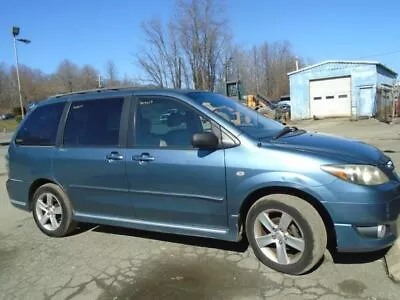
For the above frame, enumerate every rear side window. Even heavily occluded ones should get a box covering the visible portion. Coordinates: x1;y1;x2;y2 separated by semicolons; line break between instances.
15;102;65;146
63;98;123;147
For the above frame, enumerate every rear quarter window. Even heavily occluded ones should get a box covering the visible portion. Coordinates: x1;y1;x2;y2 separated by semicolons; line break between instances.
15;102;65;146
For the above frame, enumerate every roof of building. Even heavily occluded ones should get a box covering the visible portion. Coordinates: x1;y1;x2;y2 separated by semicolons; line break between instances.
288;60;398;76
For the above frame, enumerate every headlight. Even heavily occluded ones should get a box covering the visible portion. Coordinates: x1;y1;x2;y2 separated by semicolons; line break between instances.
321;164;389;185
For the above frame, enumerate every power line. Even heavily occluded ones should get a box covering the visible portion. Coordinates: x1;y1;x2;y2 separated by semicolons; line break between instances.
358;50;400;59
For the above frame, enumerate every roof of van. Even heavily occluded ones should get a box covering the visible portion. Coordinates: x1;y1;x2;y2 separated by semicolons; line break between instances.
47;87;199;100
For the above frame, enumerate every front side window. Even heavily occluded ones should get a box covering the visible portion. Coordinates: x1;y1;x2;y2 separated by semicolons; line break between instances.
135;97;216;148
15;102;65;146
63;98;123;147
188;92;283;139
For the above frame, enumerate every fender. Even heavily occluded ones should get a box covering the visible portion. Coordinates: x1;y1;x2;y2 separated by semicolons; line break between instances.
227;171;336;215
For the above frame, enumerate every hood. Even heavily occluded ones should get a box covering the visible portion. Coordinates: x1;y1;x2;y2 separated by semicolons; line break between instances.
266;132;386;165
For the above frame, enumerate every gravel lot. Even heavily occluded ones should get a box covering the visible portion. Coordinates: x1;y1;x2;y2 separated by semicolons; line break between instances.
1;118;400;300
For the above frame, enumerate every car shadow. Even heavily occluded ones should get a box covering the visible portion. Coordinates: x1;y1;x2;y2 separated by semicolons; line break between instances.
72;223;389;267
329;248;389;264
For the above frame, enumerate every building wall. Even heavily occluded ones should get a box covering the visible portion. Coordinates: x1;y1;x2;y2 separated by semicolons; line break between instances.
289;62;378;119
377;66;396;87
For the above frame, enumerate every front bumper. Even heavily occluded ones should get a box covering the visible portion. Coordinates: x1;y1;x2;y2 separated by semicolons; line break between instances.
320;179;400;252
334;222;398;252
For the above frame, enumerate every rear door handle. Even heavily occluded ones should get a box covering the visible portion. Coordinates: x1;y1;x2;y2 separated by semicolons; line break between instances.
106;151;124;162
132;153;155;162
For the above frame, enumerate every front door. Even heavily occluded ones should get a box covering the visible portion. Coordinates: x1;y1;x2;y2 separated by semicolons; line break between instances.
125;95;227;229
54;97;131;218
359;87;374;117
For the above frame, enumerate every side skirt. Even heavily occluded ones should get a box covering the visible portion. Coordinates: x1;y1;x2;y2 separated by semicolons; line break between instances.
73;212;240;242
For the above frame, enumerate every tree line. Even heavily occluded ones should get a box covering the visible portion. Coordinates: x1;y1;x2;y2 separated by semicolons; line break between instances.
0;60;135;111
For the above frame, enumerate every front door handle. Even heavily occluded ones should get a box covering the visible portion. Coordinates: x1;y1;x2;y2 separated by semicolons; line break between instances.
106;151;124;162
132;153;155;162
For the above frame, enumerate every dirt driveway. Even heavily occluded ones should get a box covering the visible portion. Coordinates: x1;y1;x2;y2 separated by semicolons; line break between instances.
1;119;400;300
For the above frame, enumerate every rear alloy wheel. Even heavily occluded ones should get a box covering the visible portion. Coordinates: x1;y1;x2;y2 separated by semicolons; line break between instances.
32;183;76;237
246;194;327;275
35;192;63;231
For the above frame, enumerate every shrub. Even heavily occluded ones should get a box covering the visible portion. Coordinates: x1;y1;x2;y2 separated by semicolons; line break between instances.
15;115;23;123
12;106;27;116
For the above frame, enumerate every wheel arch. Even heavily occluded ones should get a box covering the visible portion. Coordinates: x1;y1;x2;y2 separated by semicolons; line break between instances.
239;186;336;249
28;178;62;210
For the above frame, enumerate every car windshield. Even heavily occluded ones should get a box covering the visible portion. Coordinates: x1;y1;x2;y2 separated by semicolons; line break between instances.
188;92;284;139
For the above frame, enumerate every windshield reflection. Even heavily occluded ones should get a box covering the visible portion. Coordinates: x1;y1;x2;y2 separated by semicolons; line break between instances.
188;92;283;139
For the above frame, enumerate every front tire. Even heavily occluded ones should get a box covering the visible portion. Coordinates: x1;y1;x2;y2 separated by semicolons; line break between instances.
246;194;327;275
32;183;77;237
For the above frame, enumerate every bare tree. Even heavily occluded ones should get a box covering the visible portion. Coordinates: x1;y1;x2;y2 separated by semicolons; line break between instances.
56;60;80;92
80;65;99;90
175;0;230;90
0;63;17;109
136;0;230;90
121;73;138;87
226;41;303;100
136;19;183;88
105;60;119;87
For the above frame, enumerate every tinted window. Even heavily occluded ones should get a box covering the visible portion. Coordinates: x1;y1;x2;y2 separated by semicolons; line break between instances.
63;98;123;147
15;102;65;146
135;97;215;148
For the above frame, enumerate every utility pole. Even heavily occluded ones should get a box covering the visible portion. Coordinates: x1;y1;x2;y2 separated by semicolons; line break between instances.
391;78;398;119
97;75;102;88
13;37;24;118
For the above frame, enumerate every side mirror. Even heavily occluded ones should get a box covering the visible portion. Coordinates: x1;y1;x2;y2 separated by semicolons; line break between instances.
192;132;219;149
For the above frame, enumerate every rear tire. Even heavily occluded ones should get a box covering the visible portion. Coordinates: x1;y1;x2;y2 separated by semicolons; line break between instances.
32;183;77;237
245;194;327;275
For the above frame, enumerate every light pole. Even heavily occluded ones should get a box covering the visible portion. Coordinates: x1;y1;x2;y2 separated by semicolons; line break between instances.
12;26;31;118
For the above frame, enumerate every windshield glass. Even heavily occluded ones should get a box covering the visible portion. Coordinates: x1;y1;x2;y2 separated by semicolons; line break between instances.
188;92;284;139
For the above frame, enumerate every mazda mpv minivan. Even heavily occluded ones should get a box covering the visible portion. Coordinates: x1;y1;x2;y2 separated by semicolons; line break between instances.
7;88;400;274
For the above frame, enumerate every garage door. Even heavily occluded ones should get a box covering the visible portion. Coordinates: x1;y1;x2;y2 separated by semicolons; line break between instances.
310;77;351;118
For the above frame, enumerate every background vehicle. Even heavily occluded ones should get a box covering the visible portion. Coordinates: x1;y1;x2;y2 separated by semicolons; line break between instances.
7;88;400;275
159;108;178;123
2;113;14;120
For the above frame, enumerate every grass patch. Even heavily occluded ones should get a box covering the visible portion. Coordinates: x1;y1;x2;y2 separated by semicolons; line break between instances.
0;119;19;132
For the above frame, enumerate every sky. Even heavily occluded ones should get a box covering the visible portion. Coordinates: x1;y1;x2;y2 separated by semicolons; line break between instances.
1;0;400;79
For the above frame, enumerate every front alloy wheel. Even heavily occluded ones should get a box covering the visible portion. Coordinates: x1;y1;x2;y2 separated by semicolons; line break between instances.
254;209;305;265
246;194;327;275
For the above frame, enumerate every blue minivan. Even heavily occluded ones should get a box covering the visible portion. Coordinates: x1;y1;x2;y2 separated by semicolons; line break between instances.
6;88;400;274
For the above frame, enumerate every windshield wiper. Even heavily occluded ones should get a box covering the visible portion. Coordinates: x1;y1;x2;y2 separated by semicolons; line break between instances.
273;126;298;139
